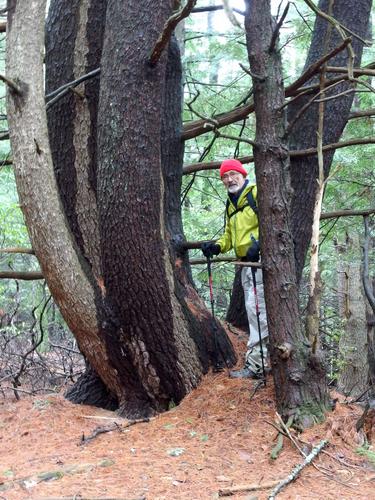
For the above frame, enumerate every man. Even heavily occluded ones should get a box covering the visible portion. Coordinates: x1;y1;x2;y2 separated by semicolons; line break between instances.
201;158;269;379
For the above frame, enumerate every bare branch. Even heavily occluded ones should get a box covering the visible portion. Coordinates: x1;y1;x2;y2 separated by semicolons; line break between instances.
0;271;43;280
0;73;22;95
149;0;198;67
182;137;375;175
303;0;368;68
0;247;35;254
222;0;244;31
320;208;375;220
286;38;351;95
45;68;100;110
349;107;375;120
192;5;244;15
270;2;290;52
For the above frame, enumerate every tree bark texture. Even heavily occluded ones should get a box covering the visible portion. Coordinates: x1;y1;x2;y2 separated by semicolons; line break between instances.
46;0;106;278
336;235;369;398
46;0;109;402
245;0;330;429
6;0;123;403
289;0;372;282
9;0;236;419
96;0;235;417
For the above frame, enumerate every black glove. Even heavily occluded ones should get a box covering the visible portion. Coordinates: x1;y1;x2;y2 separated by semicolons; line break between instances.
246;240;260;262
201;242;221;258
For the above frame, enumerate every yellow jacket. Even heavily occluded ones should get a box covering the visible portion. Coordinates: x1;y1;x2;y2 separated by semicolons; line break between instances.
217;183;259;258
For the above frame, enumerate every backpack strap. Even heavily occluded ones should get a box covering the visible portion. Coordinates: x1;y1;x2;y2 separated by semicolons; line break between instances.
226;186;258;221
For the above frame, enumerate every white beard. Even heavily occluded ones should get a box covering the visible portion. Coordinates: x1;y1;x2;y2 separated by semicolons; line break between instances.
227;185;241;194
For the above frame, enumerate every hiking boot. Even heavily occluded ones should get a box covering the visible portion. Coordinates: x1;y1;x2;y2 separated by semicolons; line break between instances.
229;367;261;379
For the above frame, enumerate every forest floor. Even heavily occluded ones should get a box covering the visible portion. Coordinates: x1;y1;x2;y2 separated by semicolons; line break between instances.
0;329;374;500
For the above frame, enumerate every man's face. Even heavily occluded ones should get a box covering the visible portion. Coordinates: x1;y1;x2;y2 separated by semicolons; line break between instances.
221;170;246;194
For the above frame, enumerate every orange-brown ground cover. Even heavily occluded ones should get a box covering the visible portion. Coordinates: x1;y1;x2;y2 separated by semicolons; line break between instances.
1;334;374;499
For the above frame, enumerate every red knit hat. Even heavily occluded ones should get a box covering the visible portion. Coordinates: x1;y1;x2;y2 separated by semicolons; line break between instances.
219;159;247;178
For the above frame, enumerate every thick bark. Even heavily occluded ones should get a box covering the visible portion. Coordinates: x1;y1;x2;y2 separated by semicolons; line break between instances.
65;363;118;410
6;0;122;403
94;0;235;416
245;0;330;429
289;0;372;282
46;0;106;277
8;0;236;419
46;0;110;400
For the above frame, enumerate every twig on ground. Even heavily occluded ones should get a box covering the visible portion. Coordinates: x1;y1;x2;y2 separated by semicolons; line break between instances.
218;479;282;497
248;379;266;401
268;439;328;499
80;417;150;445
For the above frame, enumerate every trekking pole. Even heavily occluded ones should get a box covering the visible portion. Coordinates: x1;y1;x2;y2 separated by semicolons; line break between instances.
206;256;222;371
251;266;266;385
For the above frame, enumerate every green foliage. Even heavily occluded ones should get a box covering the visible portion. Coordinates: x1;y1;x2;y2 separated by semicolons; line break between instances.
356;445;375;466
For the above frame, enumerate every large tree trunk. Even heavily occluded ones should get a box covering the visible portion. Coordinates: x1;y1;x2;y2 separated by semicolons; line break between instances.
289;0;372;282
6;0;122;404
9;0;236;417
45;0;106;277
45;0;108;403
95;0;235;416
245;0;330;429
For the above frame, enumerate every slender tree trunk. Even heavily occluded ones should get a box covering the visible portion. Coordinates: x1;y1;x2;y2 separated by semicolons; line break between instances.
245;0;330;429
336;235;369;397
289;0;372;282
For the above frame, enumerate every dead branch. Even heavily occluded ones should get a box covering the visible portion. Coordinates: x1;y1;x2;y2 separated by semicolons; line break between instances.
218;479;282;497
182;70;363;141
286;78;346;135
0;271;43;280
286;38;351;95
0;73;22;95
320;208;375;220
45;68;100;109
349;107;375;120
269;2;290;52
268;439;328;499
80;417;150;445
305;70;326;347
183;137;375;174
222;0;243;31
0;246;34;254
189;257;262;267
0;21;6;32
192;5;244;15
214;129;256;148
326;65;375;77
0;459;122;495
149;0;197;66
270;414;294;460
